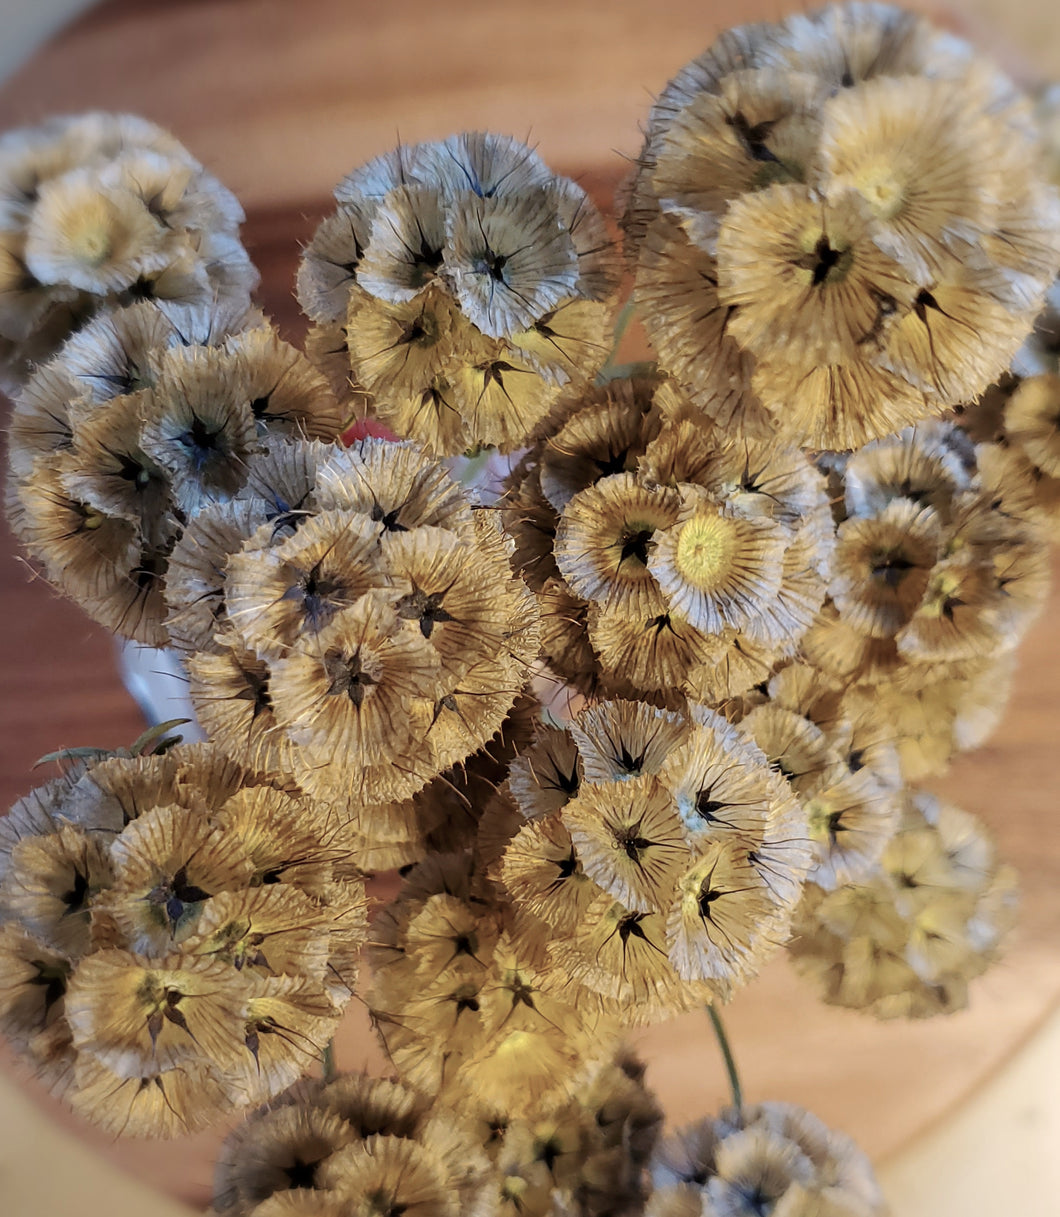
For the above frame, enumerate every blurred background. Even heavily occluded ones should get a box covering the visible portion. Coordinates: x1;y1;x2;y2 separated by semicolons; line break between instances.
0;1;1057;1214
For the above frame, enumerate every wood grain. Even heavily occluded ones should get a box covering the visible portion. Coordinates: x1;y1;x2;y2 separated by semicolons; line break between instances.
0;0;1048;217
0;0;1058;1209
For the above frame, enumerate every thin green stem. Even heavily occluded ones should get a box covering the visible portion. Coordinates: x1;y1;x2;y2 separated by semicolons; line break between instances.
707;1004;742;1111
453;447;491;488
596;359;658;384
322;1040;337;1083
597;297;638;378
611;296;638;349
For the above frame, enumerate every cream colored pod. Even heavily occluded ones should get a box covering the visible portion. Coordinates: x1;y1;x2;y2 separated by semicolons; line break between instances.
623;2;1060;450
298;133;622;454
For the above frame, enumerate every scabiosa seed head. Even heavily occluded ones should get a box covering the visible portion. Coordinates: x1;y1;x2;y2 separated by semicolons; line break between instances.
0;112;257;388
177;436;539;848
788;789;1017;1018
651;1100;886;1217
0;744;367;1136
623;2;1060;449
298;135;620;454
5;307;343;647
492;700;810;1021
506;374;833;709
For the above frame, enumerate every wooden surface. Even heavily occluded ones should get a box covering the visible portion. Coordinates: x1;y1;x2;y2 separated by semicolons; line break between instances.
0;0;1058;1212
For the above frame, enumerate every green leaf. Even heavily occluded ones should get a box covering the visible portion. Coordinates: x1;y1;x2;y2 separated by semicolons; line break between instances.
34;746;114;769
129;719;192;757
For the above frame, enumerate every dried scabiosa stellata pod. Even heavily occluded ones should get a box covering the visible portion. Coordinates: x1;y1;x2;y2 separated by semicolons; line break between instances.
503;374;834;707
367;850;626;1122
297;132;621;453
647;1101;886;1217
0;742;367;1136
5;304;344;646
484;1049;663;1217
787;789;1017;1018
737;699;901;891
787;419;1052;783
0;111;259;388
959;363;1060;544
486;698;811;1023
180;435;540;829
212;1073;495;1217
622;1;1060;449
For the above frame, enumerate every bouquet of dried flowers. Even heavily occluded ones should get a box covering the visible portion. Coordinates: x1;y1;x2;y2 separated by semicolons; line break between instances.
2;4;1058;1215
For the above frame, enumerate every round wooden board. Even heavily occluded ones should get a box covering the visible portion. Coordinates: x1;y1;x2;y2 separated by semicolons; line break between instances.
1;0;1059;1210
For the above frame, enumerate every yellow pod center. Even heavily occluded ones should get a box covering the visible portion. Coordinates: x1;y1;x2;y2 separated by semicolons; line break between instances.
674;513;739;591
850;160;905;221
67;197;117;267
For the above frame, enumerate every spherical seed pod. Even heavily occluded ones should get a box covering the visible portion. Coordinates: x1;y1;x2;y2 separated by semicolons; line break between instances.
0;744;367;1137
298;134;620;454
622;3;1060;449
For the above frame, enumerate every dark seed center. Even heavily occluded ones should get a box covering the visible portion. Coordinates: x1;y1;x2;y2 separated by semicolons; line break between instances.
618;527;653;566
695;793;728;822
396;587;453;638
827;811;848;845
552;765;580;796
249;394;272;421
234;668;272;719
650;613;677;637
809;235;842;286
151;864;212;926
593;447;631;478
554;850;578;879
539;1137;563;1172
482;360;515;388
870;552;915;588
175;415;224;472
60;868;90;915
370;503;409;532
282;1157;320;1192
291;566;343;632
698;887;725;920
726;110;780;164
114;450;154;489
616;825;654;861
485;250;508;282
914;289;941;321
616;743;647;774
28;961;68;1016
618;913;649;944
324;649;377;706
